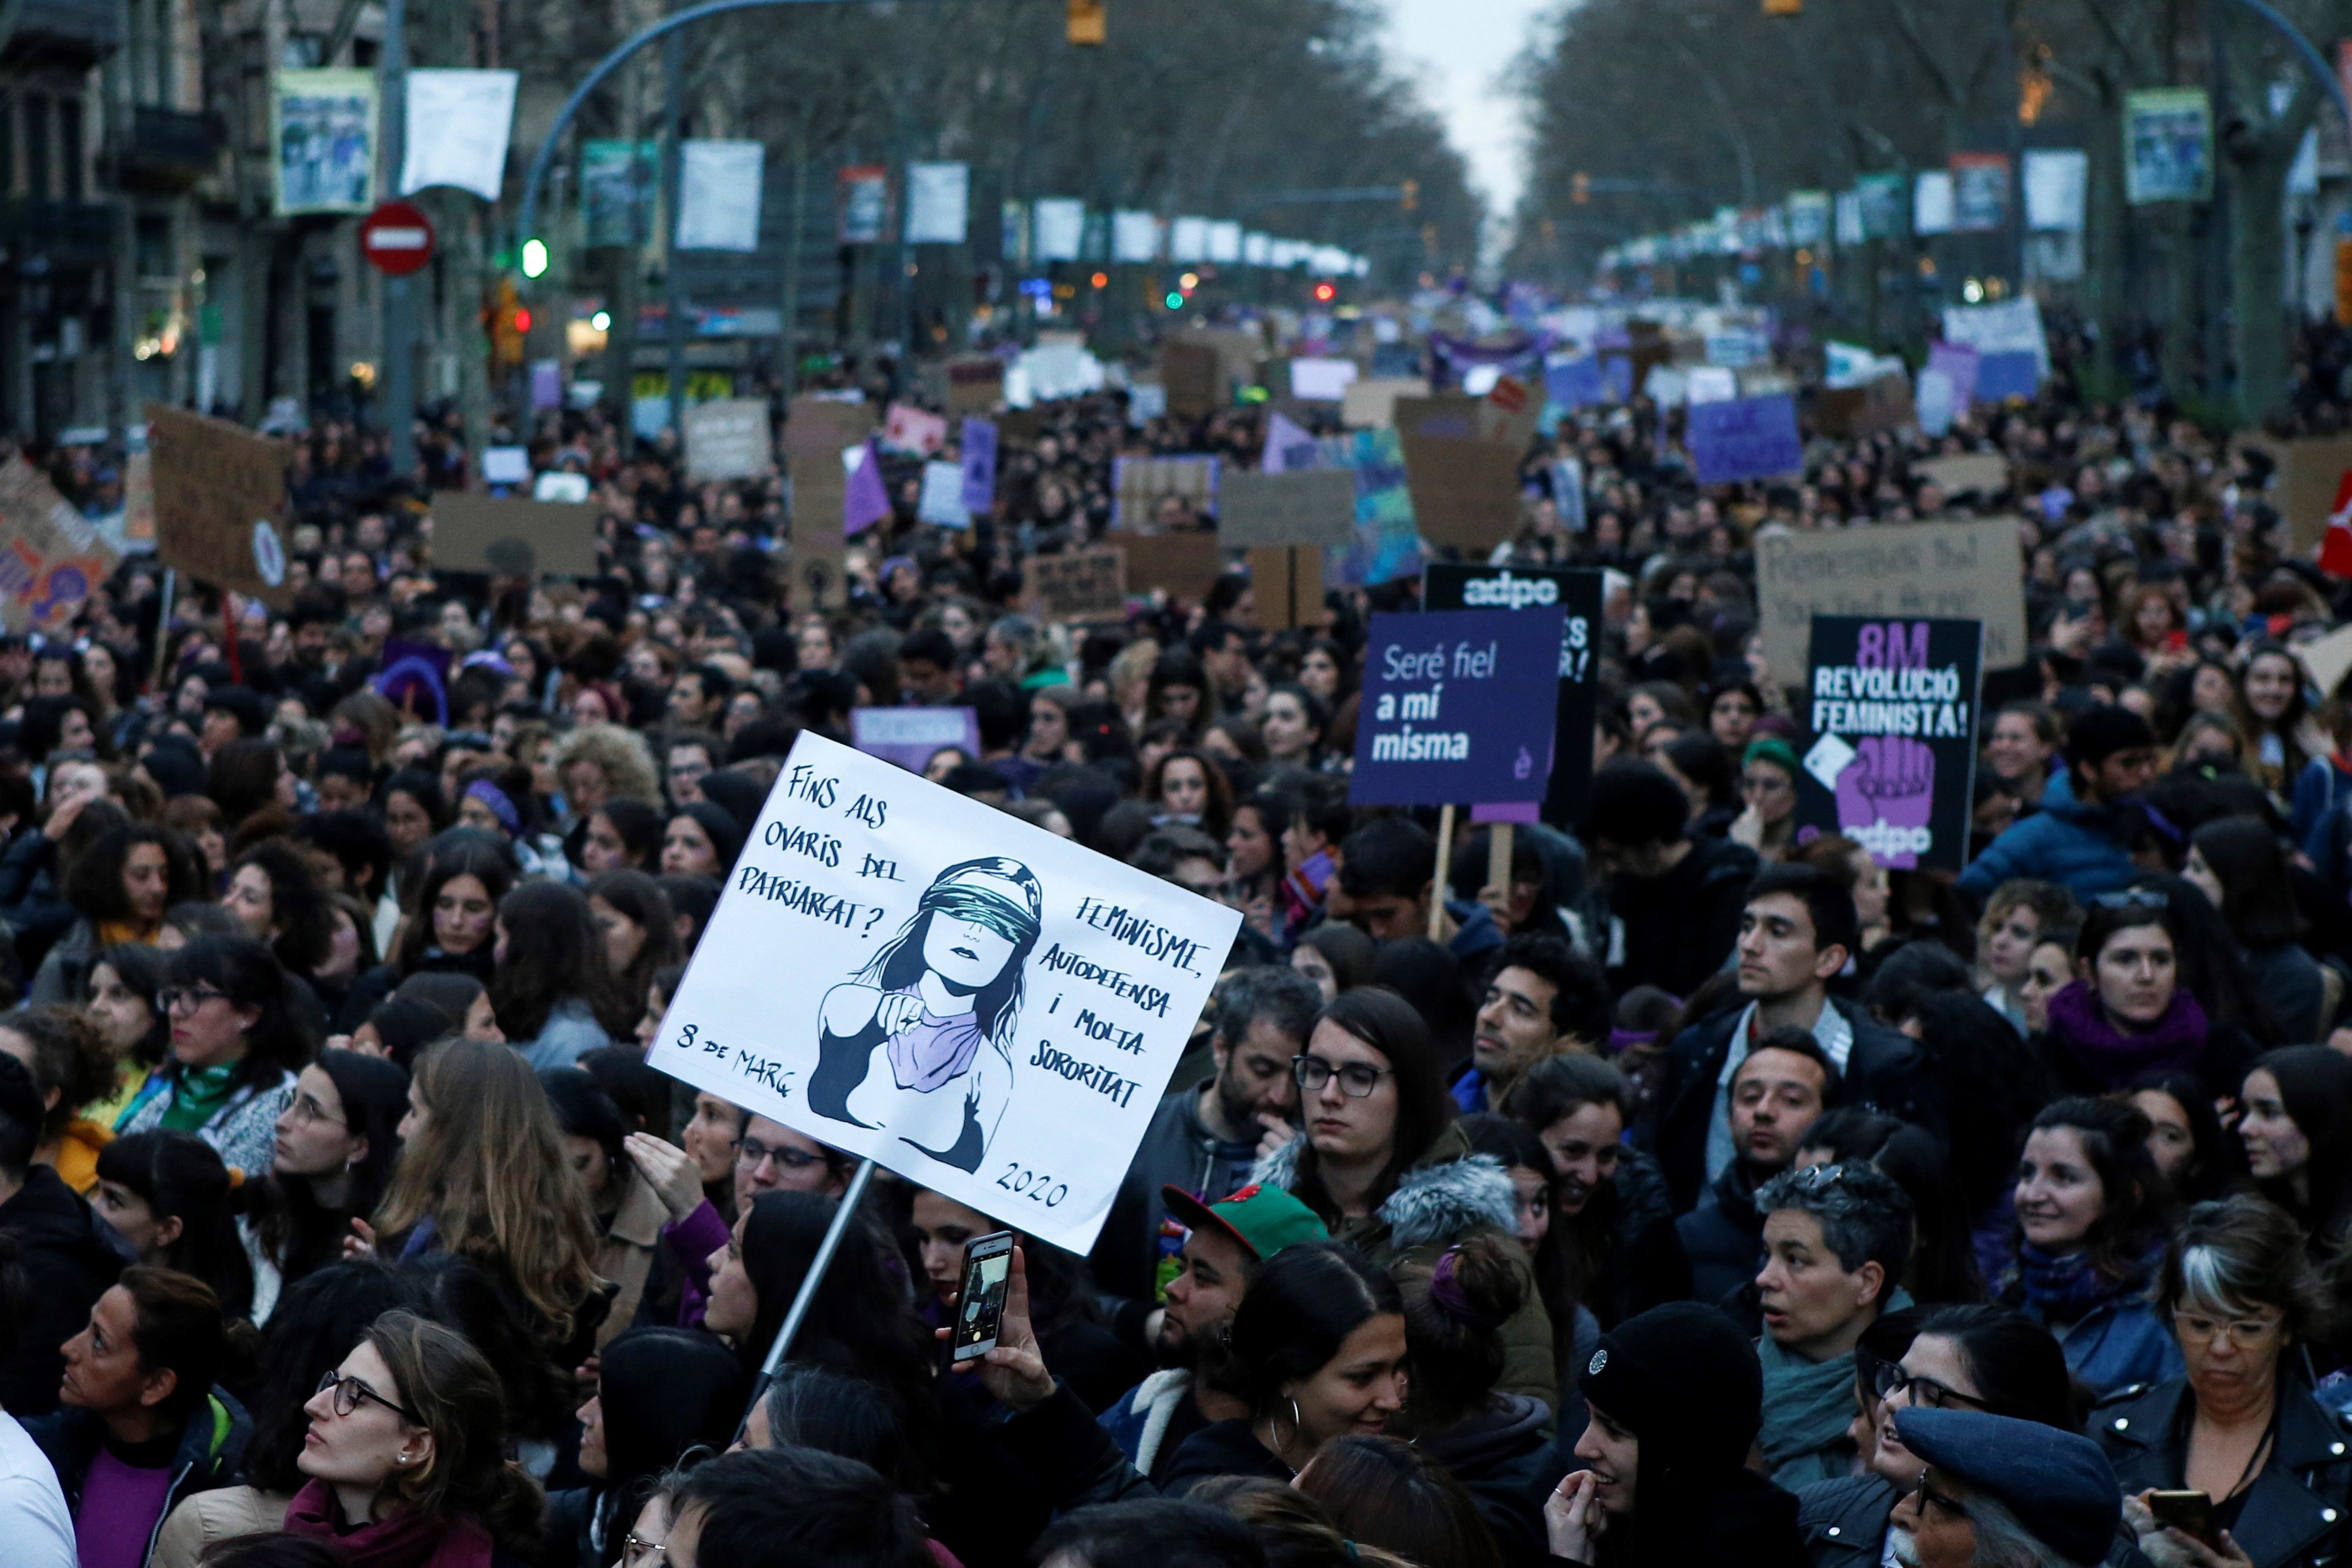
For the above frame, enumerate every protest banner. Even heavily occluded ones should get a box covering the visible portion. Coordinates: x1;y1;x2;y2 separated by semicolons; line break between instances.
1160;343;1223;420
2247;433;2352;553
1688;395;1804;487
1340;377;1429;430
1114;532;1224;604
1289;359;1359;402
1916;453;2011;498
784;397;872;612
946;357;1005;414
1754;518;2025;688
683;399;773;483
1423;565;1602;827
1024;546;1129;622
1216;470;1358;549
850;707;980;773
145;404;295;609
1926;343;1982;406
1795;615;1985;873
1112;455;1219;532
400;69;517;203
431;494;600;577
1394;394;1535;554
1814;372;1914;441
272;70;376;214
0;457;117;632
1247;545;1323;633
917;462;970;528
959;419;998;517
647;732;1239;1253
1348;607;1564;808
884;403;949;457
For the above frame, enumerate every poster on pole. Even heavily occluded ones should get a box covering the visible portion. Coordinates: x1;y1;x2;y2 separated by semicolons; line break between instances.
677;142;765;251
2024;149;2089;232
839;165;891;244
1687;395;1803;487
1348;608;1565;807
1795;615;1985;873
145;404;295;608
2125;89;2213;204
399;69;517;201
581;141;657;246
1948;153;2010;234
1856;172;1906;240
1032;200;1085;262
1423;565;1601;826
1754;517;2024;687
272;70;376;214
1912;171;1954;236
904;162;970;245
0;457;117;633
647;732;1240;1251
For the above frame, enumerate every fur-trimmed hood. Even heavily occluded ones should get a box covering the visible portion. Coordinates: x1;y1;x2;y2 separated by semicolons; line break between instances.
1250;1124;1518;1254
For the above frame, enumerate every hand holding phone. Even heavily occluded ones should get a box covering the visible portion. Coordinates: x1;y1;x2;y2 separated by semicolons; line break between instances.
2146;1491;2218;1550
950;1230;1015;1362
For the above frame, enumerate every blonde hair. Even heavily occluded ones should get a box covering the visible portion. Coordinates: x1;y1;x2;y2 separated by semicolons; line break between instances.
551;722;662;807
372;1039;603;1345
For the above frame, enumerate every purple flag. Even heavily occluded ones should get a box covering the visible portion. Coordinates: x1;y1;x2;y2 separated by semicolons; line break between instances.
1262;412;1316;474
1926;341;1982;406
960;419;997;516
844;439;890;534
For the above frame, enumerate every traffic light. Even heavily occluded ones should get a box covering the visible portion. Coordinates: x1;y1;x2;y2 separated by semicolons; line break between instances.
489;276;525;367
1572;172;1591;205
520;238;549;279
1763;0;1801;13
1313;282;1337;303
1400;179;1419;213
1067;0;1105;44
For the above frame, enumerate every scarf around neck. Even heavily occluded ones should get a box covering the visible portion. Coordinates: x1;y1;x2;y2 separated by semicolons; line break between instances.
2044;979;2206;1085
284;1480;494;1568
2014;1241;2143;1326
1757;1287;1914;1477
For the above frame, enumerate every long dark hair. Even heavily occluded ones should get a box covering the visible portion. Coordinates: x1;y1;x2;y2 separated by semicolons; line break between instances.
158;934;313;1088
1910;1305;2080;1430
585;870;679;1009
852;857;1043;1054
391;839;514;976
1295;1434;1503;1568
1224;1241;1402;1421
92;941;170;1070
62;823;203;927
2190;815;2307;948
1390;1229;1526;1435
2015;1097;2167;1282
239;1260;422;1492
490;881;635;1042
245;1049;410;1283
1498;1054;1631;1326
229;837;334;974
1286;987;1449;1226
1800;1107;1985;1304
591;1328;749;1562
96;1130;256;1318
2245;1045;2352;1242
207;738;285;829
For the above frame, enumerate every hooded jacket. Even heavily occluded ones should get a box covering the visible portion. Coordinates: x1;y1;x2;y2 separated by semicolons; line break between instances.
1254;1123;1556;1407
27;1388;252;1568
0;1164;132;1415
1415;1394;1552;1562
1955;769;2139;902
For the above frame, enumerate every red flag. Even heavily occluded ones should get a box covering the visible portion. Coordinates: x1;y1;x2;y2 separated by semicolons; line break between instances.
2325;470;2352;578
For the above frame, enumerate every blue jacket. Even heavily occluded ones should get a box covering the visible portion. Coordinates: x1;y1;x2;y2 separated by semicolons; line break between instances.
2293;753;2352;850
2015;1289;2184;1400
1955;771;2139;903
27;1387;251;1567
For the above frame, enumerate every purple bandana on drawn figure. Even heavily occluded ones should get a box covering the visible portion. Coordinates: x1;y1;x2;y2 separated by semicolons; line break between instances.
1835;734;1936;869
887;993;989;1094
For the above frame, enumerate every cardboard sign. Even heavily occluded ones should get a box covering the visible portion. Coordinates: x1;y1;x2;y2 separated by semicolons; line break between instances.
1423;565;1602;827
647;732;1240;1253
1916;453;2011;499
1395;395;1534;553
1688;395;1804;487
432;494;599;577
851;706;980;772
1216;469;1358;549
1796;615;1985;873
683;399;773;483
2295;620;2352;704
1341;377;1429;430
1754;518;2025;687
883;403;949;457
145;404;294;608
2249;435;2352;553
0;457;116;631
1814;373;1914;440
1112;455;1219;532
1247;546;1324;632
785;397;872;611
1024;547;1129;622
1115;532;1224;605
946;356;1005;415
1160;342;1223;420
1349;607;1565;807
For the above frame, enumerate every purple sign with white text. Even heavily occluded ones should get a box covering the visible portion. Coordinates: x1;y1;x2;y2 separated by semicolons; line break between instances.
1348;608;1564;807
1687;394;1804;487
850;706;980;774
1794;615;1983;872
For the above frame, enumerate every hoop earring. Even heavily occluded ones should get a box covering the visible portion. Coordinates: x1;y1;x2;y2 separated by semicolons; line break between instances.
1288;1398;1303;1442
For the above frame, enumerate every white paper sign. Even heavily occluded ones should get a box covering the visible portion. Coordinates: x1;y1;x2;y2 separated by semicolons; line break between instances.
534;471;591;503
904;162;970;245
1289;358;1359;401
1170;216;1211;263
1207;222;1243;264
1942;297;2050;377
481;445;531;484
677;141;765;252
685;398;774;482
1112;210;1162;263
650;734;1240;1251
1914;171;1954;236
2023;149;2088;232
1033;200;1086;262
918;460;972;527
400;69;517;201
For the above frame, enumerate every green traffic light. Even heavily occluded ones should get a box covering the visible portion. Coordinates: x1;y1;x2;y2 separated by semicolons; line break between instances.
1164;291;1184;309
522;239;550;279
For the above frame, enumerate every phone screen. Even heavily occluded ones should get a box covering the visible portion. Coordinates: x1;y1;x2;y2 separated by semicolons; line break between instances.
2148;1491;2216;1547
951;1231;1015;1362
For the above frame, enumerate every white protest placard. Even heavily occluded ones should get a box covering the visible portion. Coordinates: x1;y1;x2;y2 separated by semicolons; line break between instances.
481;445;531;484
904;162;970;245
649;734;1240;1251
533;471;591;504
677;141;765;251
1112;210;1162;263
399;69;516;200
1289;358;1359;401
2024;149;2088;232
918;461;972;527
684;398;774;483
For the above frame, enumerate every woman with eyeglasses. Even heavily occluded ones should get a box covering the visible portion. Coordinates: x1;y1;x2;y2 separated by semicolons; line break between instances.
282;1310;543;1568
243;1051;410;1296
1797;1305;2076;1568
116;934;312;1179
2101;1196;2352;1568
2032;892;2258;1107
1252;986;1555;1407
1998;1097;2184;1400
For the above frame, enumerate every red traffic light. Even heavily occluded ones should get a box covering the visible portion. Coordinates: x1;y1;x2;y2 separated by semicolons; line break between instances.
514;309;532;332
1313;282;1336;302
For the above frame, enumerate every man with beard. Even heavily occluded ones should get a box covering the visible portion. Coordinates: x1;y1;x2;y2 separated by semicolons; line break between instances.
1091;966;1321;1348
1884;1408;2122;1568
1451;932;1611;1115
1093;1183;1325;1485
1675;1030;1835;1306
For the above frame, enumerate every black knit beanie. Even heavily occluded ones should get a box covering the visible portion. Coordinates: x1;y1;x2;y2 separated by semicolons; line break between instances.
1578;1301;1763;1474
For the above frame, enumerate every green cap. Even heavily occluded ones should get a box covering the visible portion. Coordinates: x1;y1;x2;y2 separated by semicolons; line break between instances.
1161;1182;1328;1263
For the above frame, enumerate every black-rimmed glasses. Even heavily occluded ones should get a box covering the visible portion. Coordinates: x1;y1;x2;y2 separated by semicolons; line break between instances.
315;1369;421;1424
158;985;232;1015
1291;1055;1393;1098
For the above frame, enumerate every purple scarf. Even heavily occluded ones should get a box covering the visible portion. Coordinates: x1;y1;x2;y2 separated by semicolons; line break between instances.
885;992;988;1093
2044;979;2207;1086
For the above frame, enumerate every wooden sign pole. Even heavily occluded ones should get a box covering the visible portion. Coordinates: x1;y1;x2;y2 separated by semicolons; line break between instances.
1429;803;1456;940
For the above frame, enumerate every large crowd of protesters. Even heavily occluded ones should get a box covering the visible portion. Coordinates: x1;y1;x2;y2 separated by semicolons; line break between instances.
1;314;2351;1568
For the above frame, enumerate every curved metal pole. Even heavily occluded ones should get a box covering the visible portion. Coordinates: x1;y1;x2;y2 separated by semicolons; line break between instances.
2217;0;2352;139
